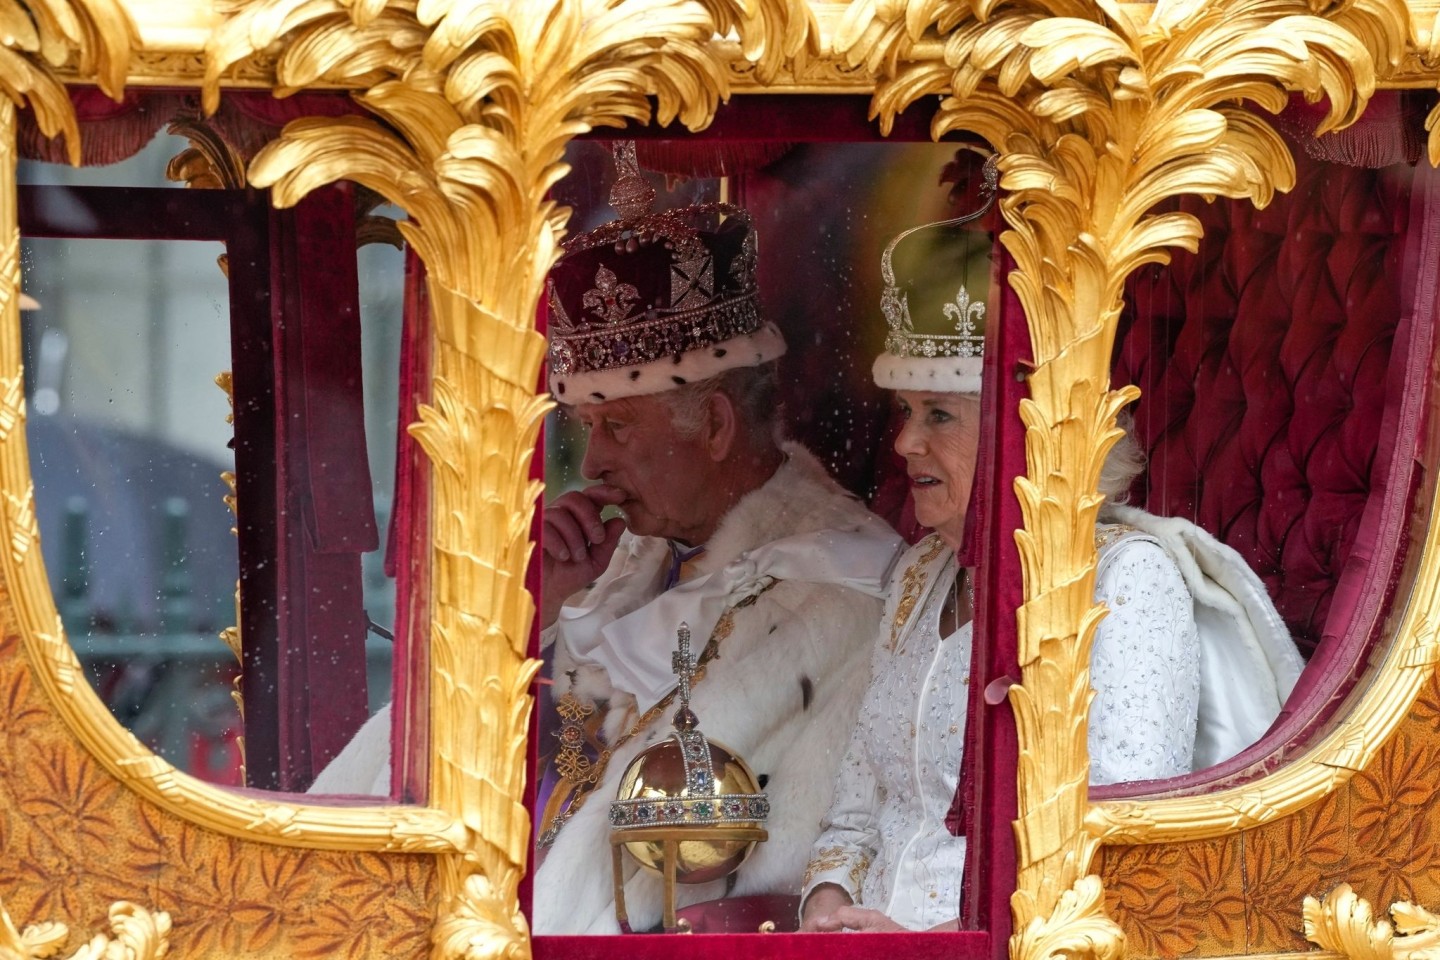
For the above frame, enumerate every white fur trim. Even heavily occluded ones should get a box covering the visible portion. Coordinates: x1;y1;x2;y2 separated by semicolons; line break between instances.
550;322;788;403
872;352;983;393
307;703;392;796
534;445;899;934
696;442;881;578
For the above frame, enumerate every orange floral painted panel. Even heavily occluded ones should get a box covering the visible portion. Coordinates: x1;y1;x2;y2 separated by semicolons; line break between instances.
0;584;438;960
1100;669;1440;958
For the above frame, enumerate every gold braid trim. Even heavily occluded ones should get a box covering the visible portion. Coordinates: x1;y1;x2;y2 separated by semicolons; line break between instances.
802;847;849;888
888;535;947;654
537;582;778;847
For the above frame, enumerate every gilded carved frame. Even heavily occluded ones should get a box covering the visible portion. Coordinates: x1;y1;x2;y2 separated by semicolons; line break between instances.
2;0;1439;957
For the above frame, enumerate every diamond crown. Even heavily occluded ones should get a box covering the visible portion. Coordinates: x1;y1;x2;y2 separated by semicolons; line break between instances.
880;149;999;361
545;143;760;381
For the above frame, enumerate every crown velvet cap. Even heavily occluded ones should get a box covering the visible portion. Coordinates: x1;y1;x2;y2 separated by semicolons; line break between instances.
546;200;785;404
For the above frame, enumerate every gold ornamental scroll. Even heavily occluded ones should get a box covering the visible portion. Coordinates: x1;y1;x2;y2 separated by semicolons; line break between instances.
0;896;171;960
836;0;1409;957
205;0;816;955
1306;884;1440;960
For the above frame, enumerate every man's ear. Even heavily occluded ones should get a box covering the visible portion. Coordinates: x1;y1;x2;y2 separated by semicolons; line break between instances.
704;391;739;462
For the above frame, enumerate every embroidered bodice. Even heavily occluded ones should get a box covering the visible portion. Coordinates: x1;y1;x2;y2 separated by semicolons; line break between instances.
802;527;1201;930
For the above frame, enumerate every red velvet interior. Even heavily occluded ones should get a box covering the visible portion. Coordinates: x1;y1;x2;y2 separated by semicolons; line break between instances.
1101;149;1435;795
389;249;433;804
534;931;990;960
1114;155;1408;657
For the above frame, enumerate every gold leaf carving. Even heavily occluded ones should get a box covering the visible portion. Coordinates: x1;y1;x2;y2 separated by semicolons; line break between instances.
0;372;24;444
0;896;67;960
0;898;171;960
32;617;82;697
209;0;815;952
1083;801;1156;844
6;488;36;564
211;371;244;780
165;115;246;189
1012;875;1125;960
244;804;303;837
1314;723;1373;772
430;871;528;960
1305;883;1440;960
837;0;1410;951
0;0;136;164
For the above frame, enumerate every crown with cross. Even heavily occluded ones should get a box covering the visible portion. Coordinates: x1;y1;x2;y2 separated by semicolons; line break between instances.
546;142;786;405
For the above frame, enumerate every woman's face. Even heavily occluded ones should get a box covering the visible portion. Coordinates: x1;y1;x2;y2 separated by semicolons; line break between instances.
894;390;982;551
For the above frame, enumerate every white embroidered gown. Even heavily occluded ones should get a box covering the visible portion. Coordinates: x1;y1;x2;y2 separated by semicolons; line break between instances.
802;526;1202;930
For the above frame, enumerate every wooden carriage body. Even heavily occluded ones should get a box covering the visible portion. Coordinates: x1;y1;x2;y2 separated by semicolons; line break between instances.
1;2;1439;959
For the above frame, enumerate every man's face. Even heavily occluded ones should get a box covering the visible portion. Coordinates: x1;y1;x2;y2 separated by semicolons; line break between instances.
575;395;716;544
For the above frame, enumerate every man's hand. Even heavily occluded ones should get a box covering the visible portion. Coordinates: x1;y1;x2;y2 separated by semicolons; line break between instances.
799;884;854;932
541;485;628;628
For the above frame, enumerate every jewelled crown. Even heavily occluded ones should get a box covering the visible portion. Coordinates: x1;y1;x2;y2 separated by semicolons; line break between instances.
546;143;786;404
873;148;999;394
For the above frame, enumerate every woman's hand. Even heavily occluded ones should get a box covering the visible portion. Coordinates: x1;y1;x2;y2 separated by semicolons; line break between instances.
809;905;907;933
800;885;854;932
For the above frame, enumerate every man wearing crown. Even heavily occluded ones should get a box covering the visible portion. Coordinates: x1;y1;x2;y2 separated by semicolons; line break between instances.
531;149;904;934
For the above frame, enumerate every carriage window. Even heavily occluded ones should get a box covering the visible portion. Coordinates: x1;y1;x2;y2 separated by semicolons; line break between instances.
19;125;413;796
26;233;241;781
532;138;1007;942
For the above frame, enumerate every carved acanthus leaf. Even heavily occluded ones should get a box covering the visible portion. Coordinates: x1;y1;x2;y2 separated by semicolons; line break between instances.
838;0;1410;947
1305;884;1440;960
165;116;247;189
0;0;136;163
430;870;529;960
0;899;170;960
1011;874;1126;960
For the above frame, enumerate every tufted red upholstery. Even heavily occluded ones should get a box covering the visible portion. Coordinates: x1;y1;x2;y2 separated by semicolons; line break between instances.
1102;145;1440;794
1113;155;1412;660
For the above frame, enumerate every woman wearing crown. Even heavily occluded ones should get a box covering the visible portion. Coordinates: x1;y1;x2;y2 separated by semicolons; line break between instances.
798;158;1305;933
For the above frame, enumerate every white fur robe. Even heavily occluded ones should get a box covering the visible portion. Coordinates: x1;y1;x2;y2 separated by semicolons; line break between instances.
533;445;899;934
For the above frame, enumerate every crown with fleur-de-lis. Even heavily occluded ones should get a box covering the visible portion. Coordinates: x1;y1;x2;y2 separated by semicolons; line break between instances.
546;142;784;405
873;149;999;394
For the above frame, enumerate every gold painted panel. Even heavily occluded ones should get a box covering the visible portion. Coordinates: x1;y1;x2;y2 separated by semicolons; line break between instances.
0;573;439;959
1100;667;1440;958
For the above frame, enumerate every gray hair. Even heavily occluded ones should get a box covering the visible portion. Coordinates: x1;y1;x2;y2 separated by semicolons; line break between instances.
660;361;783;448
1099;415;1146;504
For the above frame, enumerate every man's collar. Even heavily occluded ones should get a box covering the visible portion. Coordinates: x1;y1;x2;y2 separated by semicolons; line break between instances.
664;540;707;590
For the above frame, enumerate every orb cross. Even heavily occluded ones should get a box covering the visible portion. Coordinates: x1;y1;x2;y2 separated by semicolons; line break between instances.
671;622;699;731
